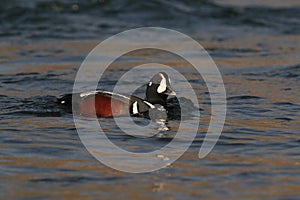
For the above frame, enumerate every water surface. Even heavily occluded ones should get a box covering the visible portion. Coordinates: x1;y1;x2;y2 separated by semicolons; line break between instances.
1;0;300;199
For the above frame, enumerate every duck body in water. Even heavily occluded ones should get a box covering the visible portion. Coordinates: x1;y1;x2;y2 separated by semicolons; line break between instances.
57;72;179;118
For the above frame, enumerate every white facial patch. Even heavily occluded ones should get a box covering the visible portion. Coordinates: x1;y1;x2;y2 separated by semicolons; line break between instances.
132;101;139;114
61;101;65;104
148;82;152;86
157;76;167;93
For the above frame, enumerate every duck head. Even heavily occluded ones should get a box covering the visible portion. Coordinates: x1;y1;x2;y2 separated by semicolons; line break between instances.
145;72;176;105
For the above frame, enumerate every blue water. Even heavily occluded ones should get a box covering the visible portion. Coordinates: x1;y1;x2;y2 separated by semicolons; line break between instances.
1;0;300;199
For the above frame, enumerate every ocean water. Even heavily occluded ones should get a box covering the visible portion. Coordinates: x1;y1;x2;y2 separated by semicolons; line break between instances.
1;0;300;199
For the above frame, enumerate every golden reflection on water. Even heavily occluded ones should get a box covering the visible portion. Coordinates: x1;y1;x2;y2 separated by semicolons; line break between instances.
2;112;299;199
3;151;300;199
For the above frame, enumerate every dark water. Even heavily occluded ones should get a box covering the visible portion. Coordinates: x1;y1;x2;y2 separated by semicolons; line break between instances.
1;0;300;199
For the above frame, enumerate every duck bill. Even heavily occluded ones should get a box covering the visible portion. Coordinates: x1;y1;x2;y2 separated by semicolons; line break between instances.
165;88;176;96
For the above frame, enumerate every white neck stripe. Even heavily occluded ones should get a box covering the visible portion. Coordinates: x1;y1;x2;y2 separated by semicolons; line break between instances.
132;101;139;114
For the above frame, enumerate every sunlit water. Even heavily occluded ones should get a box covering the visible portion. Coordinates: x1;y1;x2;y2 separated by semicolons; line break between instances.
1;0;300;199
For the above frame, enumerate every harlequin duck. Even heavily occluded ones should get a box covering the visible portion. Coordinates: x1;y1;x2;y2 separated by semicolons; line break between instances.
145;72;176;105
57;72;176;118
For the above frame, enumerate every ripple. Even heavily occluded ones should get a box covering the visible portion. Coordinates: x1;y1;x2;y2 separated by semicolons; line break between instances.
227;95;262;100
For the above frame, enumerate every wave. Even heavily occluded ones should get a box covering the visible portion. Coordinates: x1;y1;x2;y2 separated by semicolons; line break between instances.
1;0;299;40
